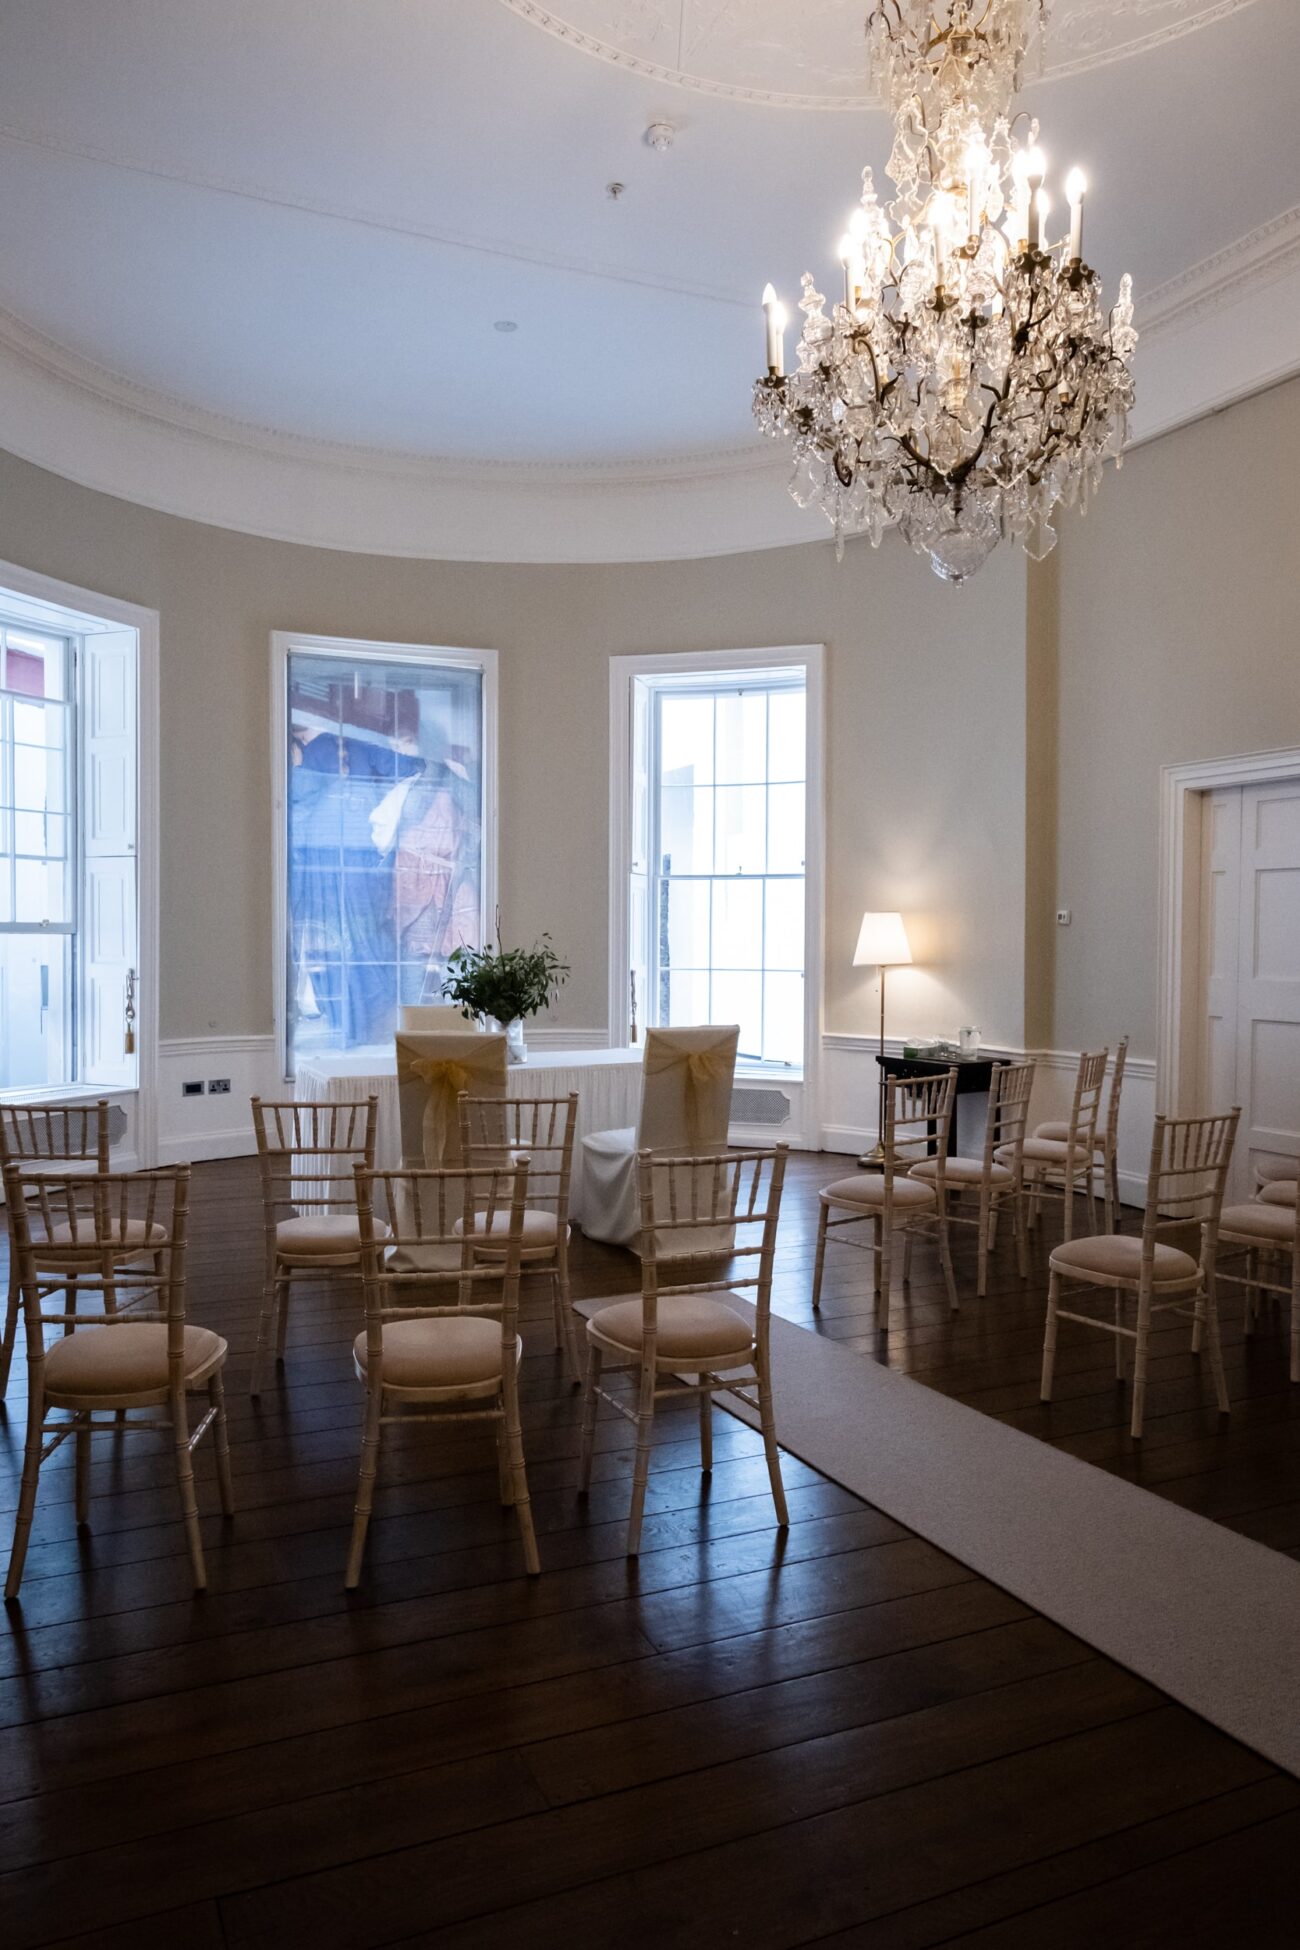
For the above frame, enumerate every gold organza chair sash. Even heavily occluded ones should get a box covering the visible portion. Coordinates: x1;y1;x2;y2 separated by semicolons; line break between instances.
642;1039;734;1148
405;1052;499;1165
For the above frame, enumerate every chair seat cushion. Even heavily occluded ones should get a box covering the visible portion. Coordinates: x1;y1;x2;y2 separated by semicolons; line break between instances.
1034;1120;1105;1149
43;1218;166;1256
1050;1235;1199;1284
277;1215;390;1257
1006;1137;1092;1168
588;1292;754;1362
353;1315;508;1390
910;1155;1013;1188
581;1126;636;1159
821;1173;935;1210
1219;1202;1297;1246
1258;1180;1298;1209
44;1323;226;1397
454;1208;561;1253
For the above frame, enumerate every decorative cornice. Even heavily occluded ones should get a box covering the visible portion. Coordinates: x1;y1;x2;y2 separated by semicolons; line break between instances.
497;1;1261;108
1140;205;1300;338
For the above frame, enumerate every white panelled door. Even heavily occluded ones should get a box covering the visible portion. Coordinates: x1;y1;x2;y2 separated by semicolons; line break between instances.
1201;779;1300;1200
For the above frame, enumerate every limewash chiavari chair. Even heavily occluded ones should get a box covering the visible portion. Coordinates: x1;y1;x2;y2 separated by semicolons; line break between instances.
581;1024;739;1249
458;1091;579;1377
909;1059;1036;1298
249;1096;381;1397
580;1146;788;1557
0;1100;113;1401
1216;1171;1300;1384
1003;1046;1108;1244
1041;1108;1239;1440
3;1164;233;1598
1033;1035;1130;1232
347;1159;537;1586
813;1069;958;1328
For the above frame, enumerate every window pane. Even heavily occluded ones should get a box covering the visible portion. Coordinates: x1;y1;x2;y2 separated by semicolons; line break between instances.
665;879;710;971
4;631;66;702
714;691;767;785
659;781;712;875
714;785;765;874
763;972;804;1066
15;858;67;923
766;784;805;874
711;879;762;969
711;970;763;1059
12;743;66;814
0;934;71;1087
287;651;484;1068
768;690;806;782
12;700;65;749
659;693;713;785
14;810;67;859
668;968;710;1025
764;879;804;971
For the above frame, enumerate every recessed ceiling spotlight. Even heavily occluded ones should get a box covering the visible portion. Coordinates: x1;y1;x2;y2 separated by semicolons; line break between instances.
645;121;675;152
493;319;518;333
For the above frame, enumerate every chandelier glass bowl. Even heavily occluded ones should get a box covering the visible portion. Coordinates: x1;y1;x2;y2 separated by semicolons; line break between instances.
753;0;1137;583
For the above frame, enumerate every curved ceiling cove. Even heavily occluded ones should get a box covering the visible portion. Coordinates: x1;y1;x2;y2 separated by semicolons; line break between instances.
497;0;1261;106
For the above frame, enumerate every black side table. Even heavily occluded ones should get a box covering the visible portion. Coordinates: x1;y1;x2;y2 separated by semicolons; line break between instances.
874;1053;1002;1158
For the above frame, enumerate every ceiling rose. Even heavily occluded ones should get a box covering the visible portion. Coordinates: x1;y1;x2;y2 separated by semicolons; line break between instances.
497;0;1259;106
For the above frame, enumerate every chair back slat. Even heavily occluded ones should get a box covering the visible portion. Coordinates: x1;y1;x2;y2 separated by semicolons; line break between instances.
459;1092;577;1221
637;1145;786;1294
1142;1109;1239;1245
1104;1036;1130;1147
3;1163;190;1351
252;1095;377;1221
885;1069;958;1188
0;1100;111;1173
353;1162;530;1377
637;1026;738;1152
983;1059;1036;1169
1066;1047;1109;1156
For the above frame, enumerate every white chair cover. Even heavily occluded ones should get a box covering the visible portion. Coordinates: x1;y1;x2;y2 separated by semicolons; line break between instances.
397;1004;478;1032
394;1031;507;1170
581;1025;739;1248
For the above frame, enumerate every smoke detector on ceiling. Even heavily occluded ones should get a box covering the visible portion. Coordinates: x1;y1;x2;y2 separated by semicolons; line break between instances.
645;121;676;153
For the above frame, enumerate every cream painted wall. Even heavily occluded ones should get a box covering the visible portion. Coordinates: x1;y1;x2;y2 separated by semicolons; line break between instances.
0;448;1029;1048
1036;376;1300;1060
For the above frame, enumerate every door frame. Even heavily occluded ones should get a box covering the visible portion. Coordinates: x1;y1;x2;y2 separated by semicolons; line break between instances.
1157;744;1300;1117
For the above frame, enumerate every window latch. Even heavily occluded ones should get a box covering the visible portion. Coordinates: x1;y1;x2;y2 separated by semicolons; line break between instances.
124;967;137;1056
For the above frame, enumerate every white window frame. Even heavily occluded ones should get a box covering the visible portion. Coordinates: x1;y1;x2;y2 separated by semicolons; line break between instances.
0;558;158;1162
270;630;499;1080
609;645;825;1124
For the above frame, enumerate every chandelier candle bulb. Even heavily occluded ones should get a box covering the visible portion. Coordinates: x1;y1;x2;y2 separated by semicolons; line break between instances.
838;236;855;310
761;283;785;376
1066;167;1087;260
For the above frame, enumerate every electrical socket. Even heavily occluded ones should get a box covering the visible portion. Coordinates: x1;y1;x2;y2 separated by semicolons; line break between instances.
182;1080;204;1098
1056;908;1072;926
208;1078;232;1094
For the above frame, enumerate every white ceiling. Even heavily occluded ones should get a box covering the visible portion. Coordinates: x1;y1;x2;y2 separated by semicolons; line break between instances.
0;0;1294;557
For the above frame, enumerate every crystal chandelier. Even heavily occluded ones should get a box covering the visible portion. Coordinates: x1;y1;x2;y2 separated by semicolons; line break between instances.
753;0;1137;583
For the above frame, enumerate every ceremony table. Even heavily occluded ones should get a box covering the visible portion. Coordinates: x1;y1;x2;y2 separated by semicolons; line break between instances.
294;1044;644;1226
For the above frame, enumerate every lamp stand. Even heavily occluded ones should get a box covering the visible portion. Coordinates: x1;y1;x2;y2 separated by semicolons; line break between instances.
858;962;889;1170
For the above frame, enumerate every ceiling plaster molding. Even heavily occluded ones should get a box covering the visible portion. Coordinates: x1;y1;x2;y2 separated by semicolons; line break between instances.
0;212;1294;562
495;1;1261;109
1139;204;1300;339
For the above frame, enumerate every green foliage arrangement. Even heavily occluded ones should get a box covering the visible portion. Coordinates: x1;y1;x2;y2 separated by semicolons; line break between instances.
440;925;569;1025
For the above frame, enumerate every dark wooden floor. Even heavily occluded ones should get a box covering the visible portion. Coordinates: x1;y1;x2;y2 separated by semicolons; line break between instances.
0;1150;1296;1948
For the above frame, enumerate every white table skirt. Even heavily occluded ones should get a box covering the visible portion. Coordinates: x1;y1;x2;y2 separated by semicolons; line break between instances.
293;1045;643;1226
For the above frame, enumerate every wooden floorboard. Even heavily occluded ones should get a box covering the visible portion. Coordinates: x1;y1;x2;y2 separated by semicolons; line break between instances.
0;1150;1294;1947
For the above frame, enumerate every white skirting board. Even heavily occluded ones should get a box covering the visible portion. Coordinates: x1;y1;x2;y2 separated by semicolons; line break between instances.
574;1294;1300;1780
